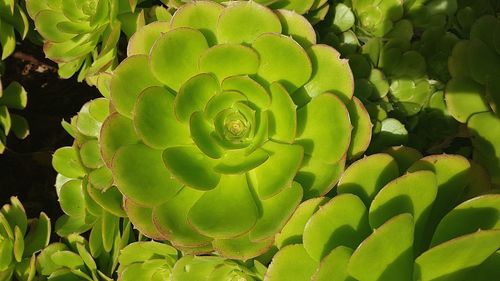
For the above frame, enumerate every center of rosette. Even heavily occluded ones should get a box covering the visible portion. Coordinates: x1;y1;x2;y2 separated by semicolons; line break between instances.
223;112;250;142
82;0;98;15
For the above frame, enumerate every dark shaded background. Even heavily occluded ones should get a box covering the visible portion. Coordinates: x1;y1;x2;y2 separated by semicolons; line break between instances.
0;41;100;219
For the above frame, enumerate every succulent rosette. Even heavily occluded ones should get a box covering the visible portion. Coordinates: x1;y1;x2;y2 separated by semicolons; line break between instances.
117;241;178;281
100;1;372;259
25;0;149;84
266;150;500;281
52;97;128;238
446;15;500;184
0;80;29;154
37;230;135;281
0;197;51;281
0;0;29;59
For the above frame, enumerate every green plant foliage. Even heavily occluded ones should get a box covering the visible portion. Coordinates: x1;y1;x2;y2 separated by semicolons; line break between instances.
0;197;50;281
0;0;29;59
446;14;500;184
0;80;29;154
37;229;135;281
25;0;155;84
98;0;372;259
52;97;128;237
266;152;499;281
117;241;178;281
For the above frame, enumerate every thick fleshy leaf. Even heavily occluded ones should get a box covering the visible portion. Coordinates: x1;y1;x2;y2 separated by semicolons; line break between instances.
267;82;297;143
414;230;500;281
275;198;329;249
312;246;355;281
153;187;212;248
296;45;354;103
276;10;316;48
110;55;163;118
252;33;312;93
221;76;270;109
199;44;259;80
337;153;399;205
23;212;50;257
149;27;208;91
188;174;258;239
249;182;302;241
127;21;170;56
296;155;345;198
190;111;224;159
445;78;489;123
348;214;414;281
170;1;224;46
124;199;166;240
113;144;183;206
1;197;27;235
87;185;126;217
52;147;85;179
303;194;370;261
163;145;220;190
251;141;303;199
79;140;103;169
175;73;220;123
100;113;140;167
134;86;191;149
431;195;500;247
214;149;269;174
370;171;437;251
33;10;74;42
346;96;372;160
59;180;85;218
213;235;274;260
265;244;319;281
384;146;423;173
216;1;281;44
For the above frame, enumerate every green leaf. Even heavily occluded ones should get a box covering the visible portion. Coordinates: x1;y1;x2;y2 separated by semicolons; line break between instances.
445;77;489;123
267;82;297;143
414;230;500;281
0;82;27;109
348;214;414;281
58;180;85;218
100;113;140;167
199;44;259;80
150;27;208;91
124;199;165;241
213;235;273;260
134;86;191;150
252;33;312;93
24;212;50;257
216;1;281;44
162;145;220;191
127;22;170;56
266;244;318;281
113;144;183;206
346;96;373;160
303;194;370;261
52;147;85;179
188;174;258;239
312;246;355;281
275;10;316;48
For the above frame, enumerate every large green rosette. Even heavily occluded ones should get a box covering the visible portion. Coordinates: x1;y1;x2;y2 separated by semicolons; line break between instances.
101;1;371;259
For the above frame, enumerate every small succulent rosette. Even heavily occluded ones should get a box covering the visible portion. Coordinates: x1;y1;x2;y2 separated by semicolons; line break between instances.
266;148;500;281
446;15;500;184
100;0;372;259
37;230;135;281
170;255;265;281
25;0;149;84
52;97;128;237
0;0;29;59
117;241;178;280
0;81;29;154
0;197;51;281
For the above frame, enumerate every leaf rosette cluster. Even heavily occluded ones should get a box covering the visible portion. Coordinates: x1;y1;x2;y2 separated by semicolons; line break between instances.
26;0;147;84
100;0;372;259
0;197;50;281
266;149;500;281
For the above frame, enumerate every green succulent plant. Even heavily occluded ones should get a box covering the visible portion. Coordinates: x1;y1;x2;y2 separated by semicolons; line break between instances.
446;14;500;184
0;197;51;281
37;229;135;281
0;0;29;59
99;0;372;259
452;0;500;37
52;97;128;237
25;0;152;84
0;80;29;154
117;241;178;281
265;150;499;281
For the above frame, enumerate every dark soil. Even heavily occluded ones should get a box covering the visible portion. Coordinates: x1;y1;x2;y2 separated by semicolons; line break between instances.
0;41;100;220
